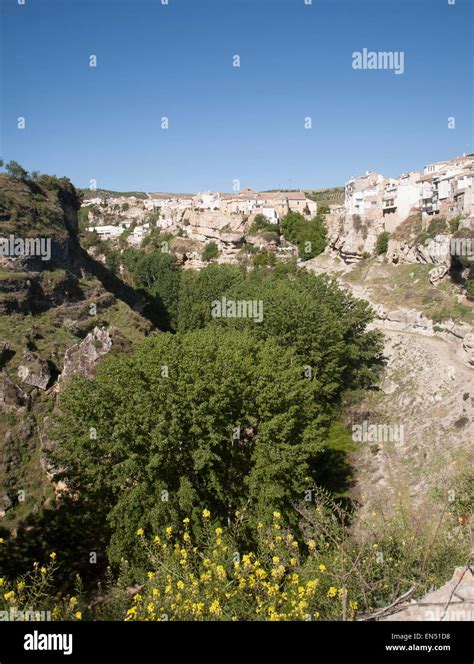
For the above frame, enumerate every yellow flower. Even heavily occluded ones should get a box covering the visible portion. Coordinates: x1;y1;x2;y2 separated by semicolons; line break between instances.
136;528;144;537
165;527;173;538
69;597;78;606
272;511;281;519
318;564;326;572
327;586;337;598
290;557;297;566
74;611;82;620
177;580;185;590
183;532;190;542
209;599;221;616
0;578;4;586
4;591;15;602
183;517;190;525
202;509;211;519
307;539;316;550
153;535;161;545
152;588;160;597
0;538;4;544
147;571;155;579
17;581;25;592
257;522;264;529
272;556;280;565
215;527;223;536
49;552;57;561
350;600;358;611
40;567;47;575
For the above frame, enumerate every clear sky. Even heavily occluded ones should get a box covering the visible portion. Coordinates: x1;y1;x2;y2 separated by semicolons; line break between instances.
1;0;473;192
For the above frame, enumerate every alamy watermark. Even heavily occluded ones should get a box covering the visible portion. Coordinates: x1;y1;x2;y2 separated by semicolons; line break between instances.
425;237;474;259
211;296;263;323
352;49;405;75
0;235;51;261
0;608;52;621
352;420;404;443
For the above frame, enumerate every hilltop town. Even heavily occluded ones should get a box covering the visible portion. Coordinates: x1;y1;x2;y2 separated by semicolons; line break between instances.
83;152;474;275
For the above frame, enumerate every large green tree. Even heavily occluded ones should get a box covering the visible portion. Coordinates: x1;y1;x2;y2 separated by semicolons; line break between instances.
51;327;327;569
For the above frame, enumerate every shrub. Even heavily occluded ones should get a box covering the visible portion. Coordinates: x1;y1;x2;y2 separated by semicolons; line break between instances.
375;231;390;255
465;279;474;301
202;241;219;262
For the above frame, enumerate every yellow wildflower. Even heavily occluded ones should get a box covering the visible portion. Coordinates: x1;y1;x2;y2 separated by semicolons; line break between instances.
74;611;82;620
49;552;57;561
136;528;144;537
273;511;281;519
209;599;221;616
327;586;337;598
307;539;316;550
69;597;78;606
40;567;47;575
183;517;190;525
17;581;25;592
202;509;211;519
318;564;326;572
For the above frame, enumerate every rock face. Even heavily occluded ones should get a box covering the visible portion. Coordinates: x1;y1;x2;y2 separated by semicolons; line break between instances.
59;325;128;386
429;265;449;285
387;235;452;267
381;567;474;621
17;351;52;390
326;212;384;263
463;333;474;366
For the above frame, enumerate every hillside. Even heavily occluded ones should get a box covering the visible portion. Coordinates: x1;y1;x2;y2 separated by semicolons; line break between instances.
0;172;159;532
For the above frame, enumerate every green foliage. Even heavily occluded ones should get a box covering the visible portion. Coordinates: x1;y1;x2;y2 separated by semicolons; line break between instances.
465;279;474;301
252;249;276;268
77;205;93;232
416;216;448;245
375;231;390;255
177;264;245;332
50;327;328;569
215;270;384;403
280;212;327;260
5;160;28;181
449;216;461;233
202;241;219;262
249;214;279;236
122;248;181;330
105;251;120;275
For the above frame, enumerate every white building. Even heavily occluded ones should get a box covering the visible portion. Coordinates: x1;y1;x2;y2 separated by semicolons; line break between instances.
382;172;421;230
345;172;385;221
86;225;124;239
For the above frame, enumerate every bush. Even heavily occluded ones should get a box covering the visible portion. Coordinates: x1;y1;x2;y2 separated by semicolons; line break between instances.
375;231;390;255
249;214;279;236
465;279;474;301
280;212;327;261
202;241;219;262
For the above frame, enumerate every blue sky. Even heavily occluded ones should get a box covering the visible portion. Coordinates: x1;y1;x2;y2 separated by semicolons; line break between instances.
1;0;473;192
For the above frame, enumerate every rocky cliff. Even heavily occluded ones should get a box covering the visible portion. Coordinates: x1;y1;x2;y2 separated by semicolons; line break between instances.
0;173;157;525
